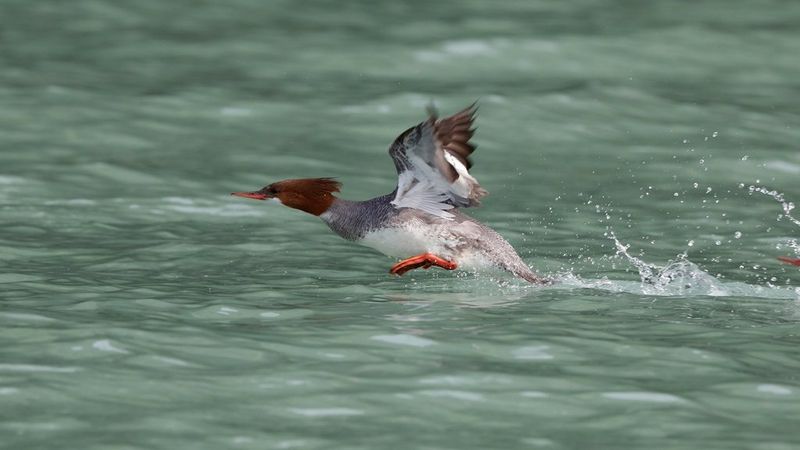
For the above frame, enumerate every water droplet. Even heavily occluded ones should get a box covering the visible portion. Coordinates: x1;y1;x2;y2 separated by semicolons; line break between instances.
734;231;742;239
712;131;719;137
741;155;749;161
688;240;694;247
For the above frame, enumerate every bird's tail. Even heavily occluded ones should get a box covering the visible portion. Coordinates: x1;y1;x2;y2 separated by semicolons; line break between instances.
514;268;553;285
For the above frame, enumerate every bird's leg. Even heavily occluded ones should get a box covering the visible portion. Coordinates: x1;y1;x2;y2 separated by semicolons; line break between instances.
778;256;800;266
389;253;458;276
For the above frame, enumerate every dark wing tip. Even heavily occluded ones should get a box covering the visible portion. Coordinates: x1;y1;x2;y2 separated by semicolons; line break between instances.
429;101;478;122
454;100;479;119
433;102;480;170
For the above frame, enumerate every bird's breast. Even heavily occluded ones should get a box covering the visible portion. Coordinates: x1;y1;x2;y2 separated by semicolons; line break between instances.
357;221;494;270
358;225;438;259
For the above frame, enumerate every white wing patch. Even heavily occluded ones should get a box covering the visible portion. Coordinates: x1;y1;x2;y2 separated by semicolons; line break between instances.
443;151;476;199
391;170;455;219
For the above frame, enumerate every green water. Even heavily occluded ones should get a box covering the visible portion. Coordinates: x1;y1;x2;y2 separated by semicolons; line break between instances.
3;0;800;448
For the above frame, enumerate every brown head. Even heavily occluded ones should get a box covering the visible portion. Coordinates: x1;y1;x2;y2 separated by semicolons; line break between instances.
231;178;341;216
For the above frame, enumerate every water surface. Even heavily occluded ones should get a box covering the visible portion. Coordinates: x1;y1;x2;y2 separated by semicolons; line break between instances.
3;0;800;448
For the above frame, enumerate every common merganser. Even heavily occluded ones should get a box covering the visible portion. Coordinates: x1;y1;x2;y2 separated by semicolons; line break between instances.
232;104;549;283
778;257;800;266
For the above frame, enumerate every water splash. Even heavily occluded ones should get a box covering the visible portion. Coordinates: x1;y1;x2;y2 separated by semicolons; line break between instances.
605;231;728;296
747;185;800;258
747;185;800;227
548;230;796;299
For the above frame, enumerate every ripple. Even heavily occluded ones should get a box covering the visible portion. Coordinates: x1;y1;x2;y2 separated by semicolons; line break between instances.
42;198;97;206
220;106;252;117
0;364;79;373
152;356;192;367
0;274;44;283
288;408;364;417
764;160;800;174
441;40;496;56
371;334;436;348
512;345;554;360
602;392;684;403
0;312;54;322
415;39;498;61
419;390;484;401
92;339;129;354
0;175;27;184
521;391;549;398
757;384;792;395
163;204;265;217
162;196;196;205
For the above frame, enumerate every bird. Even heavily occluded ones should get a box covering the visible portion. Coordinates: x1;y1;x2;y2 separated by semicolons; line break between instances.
231;103;549;284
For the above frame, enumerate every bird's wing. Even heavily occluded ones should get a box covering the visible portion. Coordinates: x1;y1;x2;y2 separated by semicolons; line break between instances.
387;103;487;220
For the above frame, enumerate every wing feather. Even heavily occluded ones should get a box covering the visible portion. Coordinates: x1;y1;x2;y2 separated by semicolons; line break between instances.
387;103;487;220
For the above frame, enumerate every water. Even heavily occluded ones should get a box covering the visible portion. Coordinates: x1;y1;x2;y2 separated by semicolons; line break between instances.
3;0;800;448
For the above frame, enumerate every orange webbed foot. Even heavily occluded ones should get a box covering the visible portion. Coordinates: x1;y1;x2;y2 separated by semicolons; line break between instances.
389;253;458;276
778;256;800;266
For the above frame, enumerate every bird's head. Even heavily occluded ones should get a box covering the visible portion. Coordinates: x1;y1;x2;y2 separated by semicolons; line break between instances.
231;178;341;216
